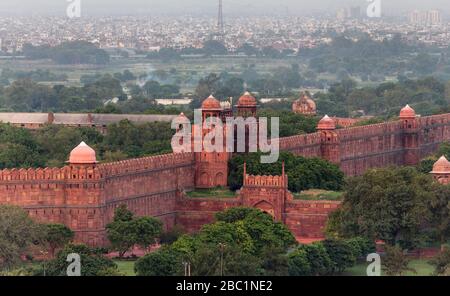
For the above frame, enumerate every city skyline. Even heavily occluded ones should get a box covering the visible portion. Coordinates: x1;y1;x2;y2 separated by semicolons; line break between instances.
0;0;449;17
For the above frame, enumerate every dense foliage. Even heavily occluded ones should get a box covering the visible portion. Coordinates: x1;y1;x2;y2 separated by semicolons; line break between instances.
0;205;45;270
429;247;450;276
135;208;297;276
327;166;450;249
382;245;416;276
23;41;110;65
0;121;173;169
287;237;374;276
315;77;448;117
43;224;74;256
257;109;319;137
228;151;345;192
106;205;163;258
43;244;120;276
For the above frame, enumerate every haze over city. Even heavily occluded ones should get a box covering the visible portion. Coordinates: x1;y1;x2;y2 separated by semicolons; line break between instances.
1;0;450;280
0;0;449;16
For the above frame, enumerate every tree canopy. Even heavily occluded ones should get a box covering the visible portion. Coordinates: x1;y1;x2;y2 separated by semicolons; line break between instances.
228;151;345;192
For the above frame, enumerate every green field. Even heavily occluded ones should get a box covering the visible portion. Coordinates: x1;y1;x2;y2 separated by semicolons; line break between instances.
0;57;307;92
114;260;136;276
113;259;435;277
343;259;435;276
185;187;237;198
293;189;344;201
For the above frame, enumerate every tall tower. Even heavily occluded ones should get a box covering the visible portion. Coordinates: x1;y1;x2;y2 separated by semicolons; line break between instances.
217;0;225;41
317;115;340;165
400;105;420;166
194;95;229;188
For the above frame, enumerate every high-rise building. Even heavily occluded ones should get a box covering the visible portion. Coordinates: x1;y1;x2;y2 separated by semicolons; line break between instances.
409;9;442;25
427;10;442;25
409;10;422;24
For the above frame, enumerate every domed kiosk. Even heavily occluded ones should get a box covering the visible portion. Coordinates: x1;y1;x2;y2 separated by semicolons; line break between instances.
69;141;98;165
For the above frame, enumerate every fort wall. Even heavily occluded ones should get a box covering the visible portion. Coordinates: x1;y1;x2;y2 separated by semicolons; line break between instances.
2;111;450;246
280;115;450;175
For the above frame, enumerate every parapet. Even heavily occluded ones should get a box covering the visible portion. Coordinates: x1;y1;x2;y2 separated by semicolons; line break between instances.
244;174;287;188
98;152;195;177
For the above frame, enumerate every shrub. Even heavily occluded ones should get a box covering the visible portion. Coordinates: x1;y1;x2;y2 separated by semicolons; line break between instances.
43;244;118;276
345;237;376;259
297;243;334;275
134;247;182;276
322;239;356;273
288;248;312;276
429;247;450;276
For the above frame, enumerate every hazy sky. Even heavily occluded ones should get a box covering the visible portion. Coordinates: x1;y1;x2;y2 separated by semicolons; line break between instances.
0;0;448;16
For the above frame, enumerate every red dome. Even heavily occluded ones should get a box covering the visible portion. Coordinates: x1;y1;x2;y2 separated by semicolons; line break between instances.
201;95;222;110
399;104;416;119
317;115;336;130
293;92;316;115
432;156;450;173
69;142;97;164
238;91;257;107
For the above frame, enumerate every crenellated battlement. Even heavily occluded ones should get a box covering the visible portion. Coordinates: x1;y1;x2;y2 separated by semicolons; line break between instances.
244;174;287;187
0;166;102;182
98;152;195;177
336;121;403;140
279;132;322;150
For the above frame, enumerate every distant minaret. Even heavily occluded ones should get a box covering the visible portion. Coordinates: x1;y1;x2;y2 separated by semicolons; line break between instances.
217;0;225;40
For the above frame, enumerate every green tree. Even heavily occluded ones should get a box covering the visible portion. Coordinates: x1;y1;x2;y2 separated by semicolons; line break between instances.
106;205;162;257
426;185;450;250
382;245;416;276
43;223;74;257
228;152;344;192
134;247;182;276
322;239;356;273
288;247;312;276
134;217;163;250
327;167;432;249
44;244;120;276
0;205;45;270
429;247;450;276
296;243;334;275
106;205;137;257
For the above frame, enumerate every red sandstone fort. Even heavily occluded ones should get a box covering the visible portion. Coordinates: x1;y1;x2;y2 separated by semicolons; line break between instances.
0;93;450;246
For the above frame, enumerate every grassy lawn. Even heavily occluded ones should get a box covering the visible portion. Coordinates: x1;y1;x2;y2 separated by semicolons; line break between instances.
343;259;435;276
114;260;136;276
186;188;237;198
293;189;344;201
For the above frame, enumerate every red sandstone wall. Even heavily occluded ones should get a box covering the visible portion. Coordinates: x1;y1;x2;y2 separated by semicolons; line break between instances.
175;196;241;232
280;116;450;176
279;132;322;157
99;153;195;232
417;114;450;159
336;121;405;175
0;153;196;246
284;200;341;238
0;166;105;245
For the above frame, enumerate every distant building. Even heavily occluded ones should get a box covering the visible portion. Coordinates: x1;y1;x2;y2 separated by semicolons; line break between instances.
430;156;450;185
292;92;317;116
409;9;442;25
427;10;442;25
0;112;177;133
